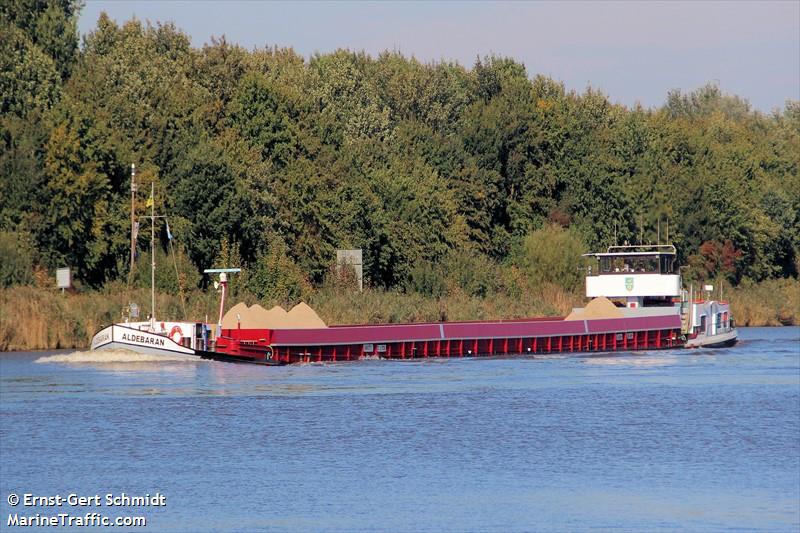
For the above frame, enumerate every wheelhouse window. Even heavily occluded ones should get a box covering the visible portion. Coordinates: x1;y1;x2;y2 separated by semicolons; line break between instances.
659;254;676;274
598;253;676;274
592;249;677;275
633;255;658;272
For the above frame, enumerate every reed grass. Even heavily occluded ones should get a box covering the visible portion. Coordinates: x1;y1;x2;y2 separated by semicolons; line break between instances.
728;278;799;326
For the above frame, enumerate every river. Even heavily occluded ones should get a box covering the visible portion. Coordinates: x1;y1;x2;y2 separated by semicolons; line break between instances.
1;327;798;532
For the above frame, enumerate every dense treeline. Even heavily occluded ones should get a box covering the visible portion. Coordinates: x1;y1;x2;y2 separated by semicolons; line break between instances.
2;2;799;309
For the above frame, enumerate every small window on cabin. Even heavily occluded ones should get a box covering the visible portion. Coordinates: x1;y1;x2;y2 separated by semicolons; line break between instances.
659;254;675;274
601;257;612;273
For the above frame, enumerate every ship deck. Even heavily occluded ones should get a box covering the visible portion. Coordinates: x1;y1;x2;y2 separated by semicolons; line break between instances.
213;314;684;364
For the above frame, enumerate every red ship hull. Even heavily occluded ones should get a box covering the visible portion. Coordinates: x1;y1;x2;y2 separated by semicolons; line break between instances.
209;314;684;365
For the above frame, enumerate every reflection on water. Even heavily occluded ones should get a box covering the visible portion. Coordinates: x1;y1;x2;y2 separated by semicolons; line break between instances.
1;327;798;532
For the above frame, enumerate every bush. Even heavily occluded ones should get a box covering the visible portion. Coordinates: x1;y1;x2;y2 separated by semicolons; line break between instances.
403;250;504;298
511;224;588;292
441;249;502;297
131;246;200;295
404;261;447;298
323;262;362;292
246;240;312;307
0;231;34;287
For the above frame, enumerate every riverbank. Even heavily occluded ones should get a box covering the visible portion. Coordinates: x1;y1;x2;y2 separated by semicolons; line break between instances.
1;280;797;351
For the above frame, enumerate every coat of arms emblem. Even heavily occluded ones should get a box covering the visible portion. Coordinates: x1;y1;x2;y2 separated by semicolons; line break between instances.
625;277;634;291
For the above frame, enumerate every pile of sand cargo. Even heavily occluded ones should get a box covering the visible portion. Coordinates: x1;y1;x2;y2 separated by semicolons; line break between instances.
221;302;327;329
565;296;624;321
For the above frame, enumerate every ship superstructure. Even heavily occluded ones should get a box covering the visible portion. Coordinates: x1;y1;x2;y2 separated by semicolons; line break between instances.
585;244;680;308
584;244;737;348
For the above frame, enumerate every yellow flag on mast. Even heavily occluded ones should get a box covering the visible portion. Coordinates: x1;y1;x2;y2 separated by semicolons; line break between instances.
145;189;154;208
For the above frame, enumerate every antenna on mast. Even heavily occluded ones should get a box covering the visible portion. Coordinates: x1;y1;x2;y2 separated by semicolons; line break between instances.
136;178;166;327
125;163;139;323
639;213;644;245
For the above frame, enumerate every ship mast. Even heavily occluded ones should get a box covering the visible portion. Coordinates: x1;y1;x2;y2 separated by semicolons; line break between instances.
150;181;156;326
129;164;136;283
128;166;168;327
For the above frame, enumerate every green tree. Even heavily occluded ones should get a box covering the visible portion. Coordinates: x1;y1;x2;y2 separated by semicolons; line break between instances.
0;0;81;79
35;122;112;283
229;72;298;166
0;23;61;117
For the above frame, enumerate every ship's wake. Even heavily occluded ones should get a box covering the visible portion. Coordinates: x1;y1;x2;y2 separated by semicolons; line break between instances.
35;349;203;364
582;353;680;367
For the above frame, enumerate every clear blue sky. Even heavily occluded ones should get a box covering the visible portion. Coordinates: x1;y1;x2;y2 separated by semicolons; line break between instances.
78;1;799;113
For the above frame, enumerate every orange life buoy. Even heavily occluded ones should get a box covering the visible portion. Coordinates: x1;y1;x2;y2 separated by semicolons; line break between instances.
169;325;184;344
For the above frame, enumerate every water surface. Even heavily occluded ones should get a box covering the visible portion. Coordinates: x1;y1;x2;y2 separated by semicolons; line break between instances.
1;327;798;532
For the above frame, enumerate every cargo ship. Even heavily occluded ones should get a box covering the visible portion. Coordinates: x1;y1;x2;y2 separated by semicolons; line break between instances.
91;243;737;365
